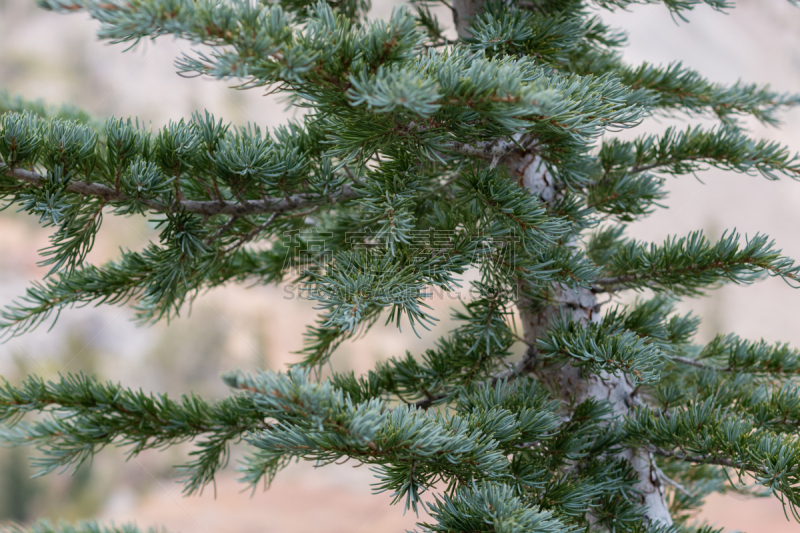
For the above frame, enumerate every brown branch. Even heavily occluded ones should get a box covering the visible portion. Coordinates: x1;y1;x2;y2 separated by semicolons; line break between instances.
671;354;800;376
221;212;278;254
4;167;358;216
205;215;239;244
591;273;657;291
487;345;539;386
671;355;719;370
395;120;531;163
652;446;735;468
408;336;541;411
591;258;799;294
627;155;706;175
449;137;523;161
413;392;447;410
590;256;784;292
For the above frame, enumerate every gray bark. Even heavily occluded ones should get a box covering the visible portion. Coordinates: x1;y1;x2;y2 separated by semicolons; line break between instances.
450;5;673;524
445;0;678;497
505;149;674;528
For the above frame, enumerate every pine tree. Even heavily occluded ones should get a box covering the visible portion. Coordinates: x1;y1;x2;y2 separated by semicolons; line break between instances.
2;0;800;531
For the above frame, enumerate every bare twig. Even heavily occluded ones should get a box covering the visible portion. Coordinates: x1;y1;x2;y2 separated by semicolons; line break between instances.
221;213;278;254
652;446;735;468
651;458;693;498
205;215;239;244
487;345;539;385
590;274;660;293
671;355;720;371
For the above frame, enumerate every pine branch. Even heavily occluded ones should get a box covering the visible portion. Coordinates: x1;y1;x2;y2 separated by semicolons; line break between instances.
5;0;800;530
467;4;625;67
700;334;800;374
591;231;800;295
616;62;800;125
585;171;666;220
330;300;518;404
695;375;800;434
0;373;269;494
536;314;668;385
307;247;467;335
581;126;800;220
18;0;648;172
0;241;292;339
597;126;800;181
4;167;358;216
228;369;621;519
0;90;97;127
456;166;567;250
225;369;531;511
592;0;731;15
419;482;574;533
652;447;734;468
0;521;168;533
669;334;800;376
626;400;800;519
569;52;800;125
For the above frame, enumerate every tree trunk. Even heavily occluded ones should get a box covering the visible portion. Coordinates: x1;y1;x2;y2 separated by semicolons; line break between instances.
443;0;677;509
505;150;675;528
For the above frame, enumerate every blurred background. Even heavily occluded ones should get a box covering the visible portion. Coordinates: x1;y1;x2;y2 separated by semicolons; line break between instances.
1;0;800;531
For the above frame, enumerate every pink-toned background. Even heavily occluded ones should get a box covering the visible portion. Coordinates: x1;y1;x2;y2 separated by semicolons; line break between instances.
1;0;800;531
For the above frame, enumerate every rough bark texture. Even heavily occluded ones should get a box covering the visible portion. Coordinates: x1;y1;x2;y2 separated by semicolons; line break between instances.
505;150;674;527
452;0;483;42
448;4;673;525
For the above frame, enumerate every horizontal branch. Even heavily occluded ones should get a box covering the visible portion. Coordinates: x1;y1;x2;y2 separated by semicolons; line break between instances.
488;345;539;385
410;345;537;409
5;167;358;216
448;136;525;162
0;373;271;494
671;355;716;370
589;231;800;297
652;446;735;468
627;155;705;175
1;520;169;533
591;275;658;293
627;401;800;515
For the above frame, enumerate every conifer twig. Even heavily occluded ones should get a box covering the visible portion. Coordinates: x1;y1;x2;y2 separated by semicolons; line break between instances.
3;167;358;216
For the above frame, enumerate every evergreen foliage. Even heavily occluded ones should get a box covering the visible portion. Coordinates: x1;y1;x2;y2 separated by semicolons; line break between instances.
2;0;800;531
0;522;166;533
